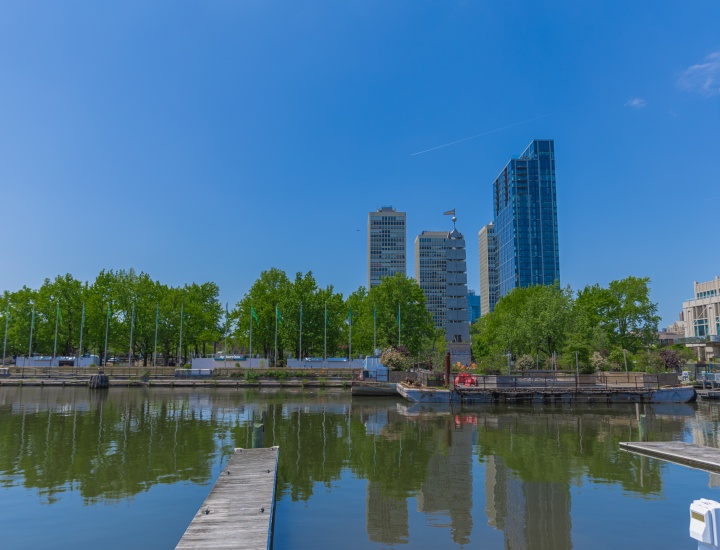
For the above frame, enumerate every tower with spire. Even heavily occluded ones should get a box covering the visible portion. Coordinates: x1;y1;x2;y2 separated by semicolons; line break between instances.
444;211;472;365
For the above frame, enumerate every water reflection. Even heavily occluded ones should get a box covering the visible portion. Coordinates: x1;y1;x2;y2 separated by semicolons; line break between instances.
0;387;712;548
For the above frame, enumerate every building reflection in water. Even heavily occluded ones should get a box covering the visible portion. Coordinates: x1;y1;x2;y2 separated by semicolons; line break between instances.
486;455;571;550
417;420;475;545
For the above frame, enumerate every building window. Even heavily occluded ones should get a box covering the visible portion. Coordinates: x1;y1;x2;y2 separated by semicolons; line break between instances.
695;319;709;337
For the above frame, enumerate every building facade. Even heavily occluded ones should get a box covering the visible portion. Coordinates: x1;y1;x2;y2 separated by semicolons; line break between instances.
368;206;406;289
467;290;480;324
414;231;448;329
679;277;720;360
492;139;560;299
478;223;498;316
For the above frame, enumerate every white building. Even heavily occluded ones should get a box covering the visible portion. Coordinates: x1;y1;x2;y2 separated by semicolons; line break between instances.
679;276;720;360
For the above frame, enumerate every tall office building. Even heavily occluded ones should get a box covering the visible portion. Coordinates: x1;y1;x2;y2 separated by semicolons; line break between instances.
368;206;406;289
478;223;498;315
492;139;559;299
414;231;448;329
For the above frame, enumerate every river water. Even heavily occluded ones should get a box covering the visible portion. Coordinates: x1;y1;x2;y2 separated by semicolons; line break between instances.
0;386;717;549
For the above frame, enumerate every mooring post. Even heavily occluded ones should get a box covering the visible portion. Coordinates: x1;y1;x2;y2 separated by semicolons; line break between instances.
444;352;451;387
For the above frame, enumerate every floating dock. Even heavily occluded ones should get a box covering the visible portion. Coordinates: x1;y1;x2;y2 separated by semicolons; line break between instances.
176;446;279;550
619;441;720;473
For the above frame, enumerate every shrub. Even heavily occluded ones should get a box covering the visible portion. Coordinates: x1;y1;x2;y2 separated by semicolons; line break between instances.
244;369;259;382
515;355;535;371
590;352;610;372
380;347;412;371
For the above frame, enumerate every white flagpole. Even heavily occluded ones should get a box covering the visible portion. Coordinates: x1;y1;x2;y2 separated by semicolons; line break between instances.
128;303;135;368
373;304;376;353
103;303;110;367
2;300;9;368
178;303;184;366
324;302;327;366
398;303;401;347
77;303;85;366
249;306;253;362
53;300;59;362
29;305;35;359
224;302;228;369
349;311;352;361
299;302;303;362
274;303;278;368
153;303;159;369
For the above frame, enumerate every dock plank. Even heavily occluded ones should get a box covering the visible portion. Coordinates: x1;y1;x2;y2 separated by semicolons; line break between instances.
176;446;279;550
619;441;720;473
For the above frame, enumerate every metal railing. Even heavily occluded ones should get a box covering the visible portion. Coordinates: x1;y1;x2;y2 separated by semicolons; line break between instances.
451;372;672;391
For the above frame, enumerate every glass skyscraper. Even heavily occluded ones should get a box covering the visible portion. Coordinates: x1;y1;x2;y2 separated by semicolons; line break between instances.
492;139;559;298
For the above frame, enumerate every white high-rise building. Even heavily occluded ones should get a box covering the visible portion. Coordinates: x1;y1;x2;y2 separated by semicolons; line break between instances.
368;206;406;288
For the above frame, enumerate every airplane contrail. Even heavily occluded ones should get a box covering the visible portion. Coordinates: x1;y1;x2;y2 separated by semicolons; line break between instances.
410;112;558;156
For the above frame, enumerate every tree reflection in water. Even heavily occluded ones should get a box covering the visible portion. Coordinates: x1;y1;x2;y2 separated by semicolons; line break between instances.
0;387;702;548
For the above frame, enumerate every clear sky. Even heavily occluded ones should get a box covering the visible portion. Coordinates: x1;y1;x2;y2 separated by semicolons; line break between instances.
1;1;718;327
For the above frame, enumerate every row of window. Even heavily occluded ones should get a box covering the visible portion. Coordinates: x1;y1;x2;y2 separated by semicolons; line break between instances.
696;290;718;299
694;318;720;337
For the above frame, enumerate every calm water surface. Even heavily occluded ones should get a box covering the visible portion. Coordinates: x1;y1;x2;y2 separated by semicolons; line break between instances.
0;386;718;549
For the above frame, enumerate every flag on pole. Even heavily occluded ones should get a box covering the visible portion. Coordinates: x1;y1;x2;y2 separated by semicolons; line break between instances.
251;306;259;325
443;209;455;216
396;304;401;326
325;306;329;326
57;303;63;324
347;308;352;321
276;304;282;324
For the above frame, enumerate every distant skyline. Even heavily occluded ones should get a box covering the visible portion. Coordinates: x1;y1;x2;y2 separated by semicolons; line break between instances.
1;1;718;327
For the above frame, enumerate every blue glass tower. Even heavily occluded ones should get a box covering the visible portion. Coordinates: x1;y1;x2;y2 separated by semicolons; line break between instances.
492;139;559;298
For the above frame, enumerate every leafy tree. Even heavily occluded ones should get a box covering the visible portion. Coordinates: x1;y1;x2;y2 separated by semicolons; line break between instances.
352;273;433;356
575;277;659;353
232;268;291;363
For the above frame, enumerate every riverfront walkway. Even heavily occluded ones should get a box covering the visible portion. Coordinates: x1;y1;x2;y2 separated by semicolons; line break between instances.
619;441;720;473
176;446;279;550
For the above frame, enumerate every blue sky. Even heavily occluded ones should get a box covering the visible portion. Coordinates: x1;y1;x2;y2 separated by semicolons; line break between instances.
1;1;718;327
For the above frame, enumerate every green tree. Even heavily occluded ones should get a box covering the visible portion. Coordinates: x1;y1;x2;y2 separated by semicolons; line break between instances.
353;273;433;356
575;277;659;353
232;268;291;364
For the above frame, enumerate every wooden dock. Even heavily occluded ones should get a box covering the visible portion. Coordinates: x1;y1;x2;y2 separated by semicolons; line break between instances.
619;441;720;473
176;446;279;550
